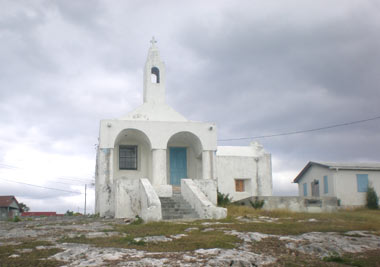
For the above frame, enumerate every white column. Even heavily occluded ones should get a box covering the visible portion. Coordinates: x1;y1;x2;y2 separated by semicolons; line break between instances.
152;149;167;185
95;148;115;217
255;157;260;196
211;150;217;180
202;150;212;179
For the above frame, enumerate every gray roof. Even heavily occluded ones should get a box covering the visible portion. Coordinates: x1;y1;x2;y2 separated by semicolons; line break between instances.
316;162;380;169
293;161;380;183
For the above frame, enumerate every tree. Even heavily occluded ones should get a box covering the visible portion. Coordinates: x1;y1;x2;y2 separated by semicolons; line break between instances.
366;185;379;210
65;210;74;216
18;202;30;212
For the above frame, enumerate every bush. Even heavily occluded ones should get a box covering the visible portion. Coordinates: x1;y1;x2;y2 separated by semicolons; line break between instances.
131;215;144;225
217;190;232;207
13;216;21;222
65;210;74;216
366;186;379;209
249;197;265;209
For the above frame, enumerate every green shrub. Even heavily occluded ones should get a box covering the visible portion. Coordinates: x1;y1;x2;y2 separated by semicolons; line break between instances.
13;216;20;222
217;190;232;207
366;186;379;210
131;215;144;225
249;197;265;209
65;210;74;216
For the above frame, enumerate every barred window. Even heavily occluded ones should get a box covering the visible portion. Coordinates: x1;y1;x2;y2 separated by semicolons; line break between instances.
119;146;137;170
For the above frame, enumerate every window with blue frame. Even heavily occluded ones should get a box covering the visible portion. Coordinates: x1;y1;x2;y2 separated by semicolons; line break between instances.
323;175;328;194
356;174;368;192
303;183;307;196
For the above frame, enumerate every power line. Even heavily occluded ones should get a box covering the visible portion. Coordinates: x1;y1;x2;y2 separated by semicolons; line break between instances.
0;163;93;184
58;177;94;184
218;115;380;142
0;177;82;194
46;180;81;186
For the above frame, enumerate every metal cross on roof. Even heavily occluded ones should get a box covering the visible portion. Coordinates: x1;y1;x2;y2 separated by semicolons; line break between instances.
150;36;157;46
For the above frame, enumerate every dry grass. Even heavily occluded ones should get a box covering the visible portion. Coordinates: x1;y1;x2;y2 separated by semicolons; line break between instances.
115;221;192;237
3;206;380;265
0;240;64;267
59;228;239;252
225;205;380;235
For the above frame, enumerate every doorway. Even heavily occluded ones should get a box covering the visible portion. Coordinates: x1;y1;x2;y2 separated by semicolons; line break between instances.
169;147;187;185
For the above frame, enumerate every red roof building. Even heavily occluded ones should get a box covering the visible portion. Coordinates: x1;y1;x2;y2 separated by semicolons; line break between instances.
21;212;63;217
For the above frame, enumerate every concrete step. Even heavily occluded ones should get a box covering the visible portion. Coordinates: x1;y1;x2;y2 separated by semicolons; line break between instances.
172;186;181;194
159;194;199;220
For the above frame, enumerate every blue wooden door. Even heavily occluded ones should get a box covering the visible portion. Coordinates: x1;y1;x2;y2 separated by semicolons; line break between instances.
170;147;187;185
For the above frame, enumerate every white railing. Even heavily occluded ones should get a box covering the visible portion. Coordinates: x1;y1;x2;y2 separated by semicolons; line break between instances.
181;179;227;219
139;178;162;222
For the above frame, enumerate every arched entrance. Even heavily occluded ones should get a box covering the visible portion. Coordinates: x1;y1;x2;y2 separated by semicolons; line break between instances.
113;128;152;181
166;131;203;185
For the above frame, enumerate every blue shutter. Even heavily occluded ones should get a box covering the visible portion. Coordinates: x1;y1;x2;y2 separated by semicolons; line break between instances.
303;183;307;196
323;176;328;194
356;174;368;192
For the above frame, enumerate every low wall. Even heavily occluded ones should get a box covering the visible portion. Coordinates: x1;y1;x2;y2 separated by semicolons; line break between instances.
139;178;162;222
115;178;140;218
236;196;338;213
181;179;227;219
193;179;217;205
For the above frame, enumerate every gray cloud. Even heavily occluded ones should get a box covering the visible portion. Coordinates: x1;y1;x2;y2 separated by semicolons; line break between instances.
1;0;379;210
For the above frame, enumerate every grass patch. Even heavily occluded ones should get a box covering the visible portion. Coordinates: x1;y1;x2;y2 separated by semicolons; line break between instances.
225;205;380;235
114;221;193;237
59;229;240;252
0;240;64;267
323;250;380;267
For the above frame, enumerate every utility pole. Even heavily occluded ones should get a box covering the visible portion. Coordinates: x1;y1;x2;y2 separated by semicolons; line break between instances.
84;184;87;215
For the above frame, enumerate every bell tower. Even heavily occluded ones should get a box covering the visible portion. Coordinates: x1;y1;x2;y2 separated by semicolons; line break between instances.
143;37;166;104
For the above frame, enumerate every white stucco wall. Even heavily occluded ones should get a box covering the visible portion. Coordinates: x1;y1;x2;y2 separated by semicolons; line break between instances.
115;178;140;218
216;143;273;201
296;165;335;198
334;170;380;207
99;120;217;151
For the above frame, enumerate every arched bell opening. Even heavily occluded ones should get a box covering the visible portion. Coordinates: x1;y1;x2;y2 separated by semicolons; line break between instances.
151;66;160;83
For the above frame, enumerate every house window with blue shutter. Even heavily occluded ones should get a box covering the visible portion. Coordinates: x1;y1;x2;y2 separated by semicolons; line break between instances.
303;183;307;196
323;176;328;194
356;174;368;192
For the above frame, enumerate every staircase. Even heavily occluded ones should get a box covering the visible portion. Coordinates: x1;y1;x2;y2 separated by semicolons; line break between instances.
160;188;199;220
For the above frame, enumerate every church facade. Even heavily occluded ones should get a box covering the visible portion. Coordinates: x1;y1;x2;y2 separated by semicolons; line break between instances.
95;40;272;220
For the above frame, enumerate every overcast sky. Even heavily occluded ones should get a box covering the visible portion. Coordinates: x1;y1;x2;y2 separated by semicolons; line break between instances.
1;0;379;213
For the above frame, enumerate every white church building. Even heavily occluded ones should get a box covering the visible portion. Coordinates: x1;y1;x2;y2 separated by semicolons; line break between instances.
95;39;272;221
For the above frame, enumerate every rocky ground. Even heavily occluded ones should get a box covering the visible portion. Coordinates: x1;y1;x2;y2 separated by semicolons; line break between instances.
1;215;380;266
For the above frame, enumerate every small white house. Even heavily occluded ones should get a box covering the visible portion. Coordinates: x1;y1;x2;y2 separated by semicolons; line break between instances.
293;161;380;207
95;39;272;220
